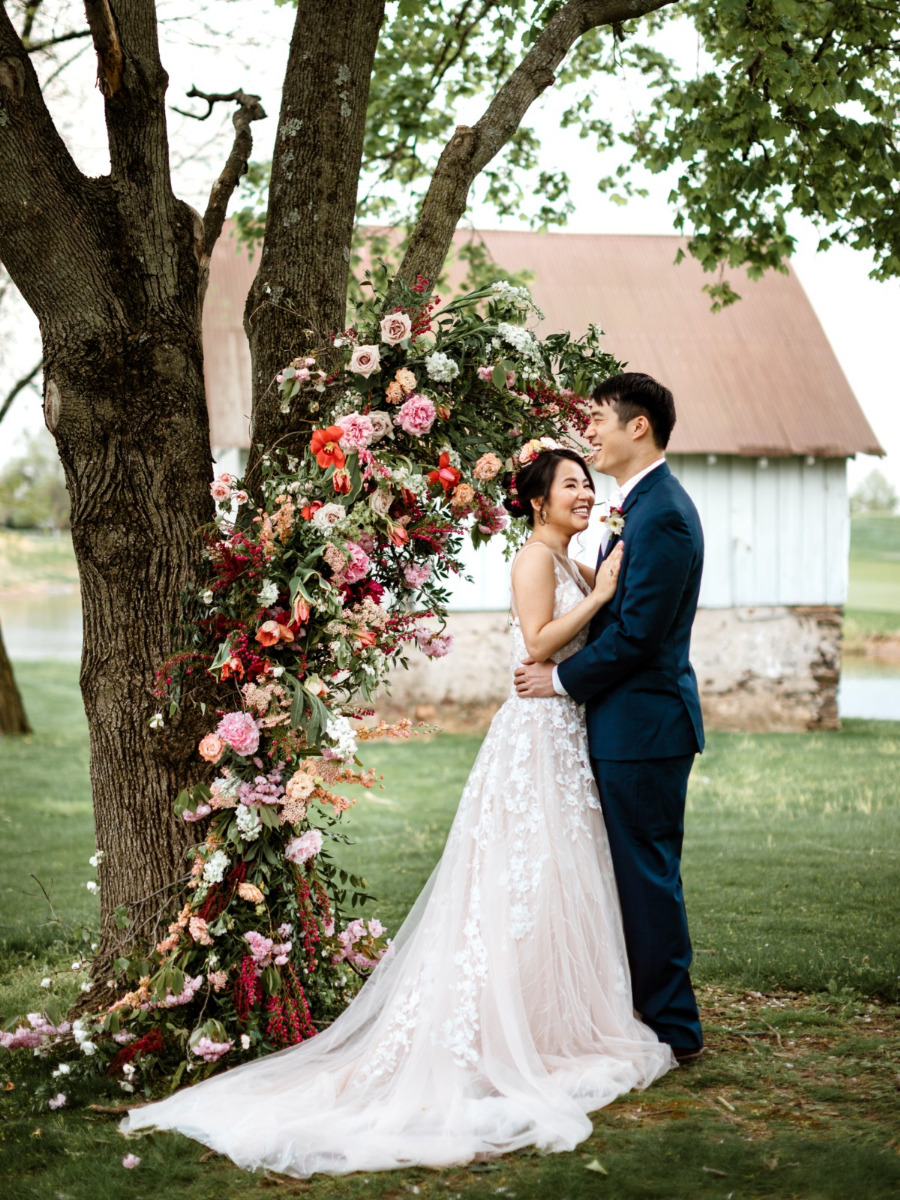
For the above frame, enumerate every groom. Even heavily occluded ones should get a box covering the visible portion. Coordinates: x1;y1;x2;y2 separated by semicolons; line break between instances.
514;372;705;1061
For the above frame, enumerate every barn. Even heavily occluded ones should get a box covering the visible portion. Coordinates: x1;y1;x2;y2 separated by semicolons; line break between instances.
202;228;883;731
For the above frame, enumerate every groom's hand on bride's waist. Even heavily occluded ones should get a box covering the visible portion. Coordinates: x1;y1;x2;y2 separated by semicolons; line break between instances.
514;659;558;698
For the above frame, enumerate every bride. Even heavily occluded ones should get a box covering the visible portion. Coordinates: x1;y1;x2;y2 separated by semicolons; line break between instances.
122;444;675;1176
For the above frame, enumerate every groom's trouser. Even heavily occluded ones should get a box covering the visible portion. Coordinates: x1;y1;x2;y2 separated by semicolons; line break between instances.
590;754;702;1054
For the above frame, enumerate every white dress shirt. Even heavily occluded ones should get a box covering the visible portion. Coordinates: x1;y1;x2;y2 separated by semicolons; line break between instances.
550;458;666;696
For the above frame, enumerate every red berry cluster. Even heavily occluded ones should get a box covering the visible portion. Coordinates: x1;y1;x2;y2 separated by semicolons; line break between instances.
107;1027;166;1076
234;954;263;1022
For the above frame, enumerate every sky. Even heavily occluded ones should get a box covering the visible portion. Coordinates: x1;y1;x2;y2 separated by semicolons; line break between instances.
2;1;897;494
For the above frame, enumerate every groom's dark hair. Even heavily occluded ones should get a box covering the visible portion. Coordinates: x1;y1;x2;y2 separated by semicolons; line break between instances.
592;373;676;449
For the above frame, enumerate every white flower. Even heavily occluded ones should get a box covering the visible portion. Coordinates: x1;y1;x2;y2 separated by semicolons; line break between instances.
119;1081;135;1093
391;467;428;498
80;983;92;994
311;502;345;533
235;805;263;842
202;849;231;886
240;1033;251;1050
348;344;381;377
367;488;394;518
40;977;52;988
51;1063;70;1077
122;1062;136;1079
497;322;540;361
48;1093;67;1110
149;712;164;730
71;961;82;971
86;881;99;894
80;1039;96;1053
88;850;106;867
325;715;358;762
424;351;459;382
256;579;279;607
200;588;214;605
271;665;284;678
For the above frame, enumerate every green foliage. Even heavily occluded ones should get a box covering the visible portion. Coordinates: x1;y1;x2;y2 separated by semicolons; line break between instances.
0;430;70;530
237;1;900;302
631;0;900;300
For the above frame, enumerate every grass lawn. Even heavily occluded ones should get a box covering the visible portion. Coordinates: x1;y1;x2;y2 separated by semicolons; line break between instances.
1;663;899;1198
846;515;900;634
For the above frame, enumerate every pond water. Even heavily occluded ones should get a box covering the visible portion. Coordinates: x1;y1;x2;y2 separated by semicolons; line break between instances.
1;592;899;721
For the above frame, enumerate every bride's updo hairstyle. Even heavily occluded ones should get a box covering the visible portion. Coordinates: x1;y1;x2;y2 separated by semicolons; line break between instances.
502;447;594;527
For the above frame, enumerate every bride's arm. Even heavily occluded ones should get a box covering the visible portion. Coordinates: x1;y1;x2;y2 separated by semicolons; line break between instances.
511;543;623;662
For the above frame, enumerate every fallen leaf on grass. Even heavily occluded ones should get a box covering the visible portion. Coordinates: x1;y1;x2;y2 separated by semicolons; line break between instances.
584;1159;609;1175
31;1128;42;1139
701;1166;727;1177
199;1149;221;1162
716;1095;737;1112
4;1081;14;1091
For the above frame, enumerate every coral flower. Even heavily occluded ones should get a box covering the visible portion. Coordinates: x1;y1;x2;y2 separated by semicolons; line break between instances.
332;468;351;494
198;734;225;763
428;452;462;492
220;656;244;681
255;620;294;647
292;594;310;626
310;426;346;470
386;521;409;547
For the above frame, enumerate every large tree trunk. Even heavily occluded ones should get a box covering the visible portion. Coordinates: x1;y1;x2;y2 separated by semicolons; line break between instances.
245;0;386;464
45;304;214;966
0;620;31;735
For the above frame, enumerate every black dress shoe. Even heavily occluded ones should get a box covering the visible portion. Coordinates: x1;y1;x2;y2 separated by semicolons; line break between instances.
673;1046;705;1064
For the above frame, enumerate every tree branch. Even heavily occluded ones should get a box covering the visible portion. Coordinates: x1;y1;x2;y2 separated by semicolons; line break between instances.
396;0;680;291
187;87;266;297
83;0;123;97
0;359;42;427
25;29;92;54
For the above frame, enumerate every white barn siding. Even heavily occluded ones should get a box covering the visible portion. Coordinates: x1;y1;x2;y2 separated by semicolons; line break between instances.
445;456;849;613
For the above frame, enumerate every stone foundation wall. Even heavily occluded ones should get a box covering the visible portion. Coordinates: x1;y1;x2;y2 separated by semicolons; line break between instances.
382;606;843;732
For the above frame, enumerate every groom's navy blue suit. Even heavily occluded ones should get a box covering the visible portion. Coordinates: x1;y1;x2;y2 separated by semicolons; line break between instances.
557;461;705;1054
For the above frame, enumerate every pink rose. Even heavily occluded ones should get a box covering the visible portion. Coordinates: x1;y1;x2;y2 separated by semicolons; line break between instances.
380;311;412;346
285;828;323;864
338;411;375;452
477;365;494;383
394;394;436;437
348;344;381;378
216;712;260;757
210;478;231;503
233;490;249;506
198;733;225;763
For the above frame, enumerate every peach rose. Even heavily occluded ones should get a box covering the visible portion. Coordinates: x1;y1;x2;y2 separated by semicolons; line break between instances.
450;483;475;509
385;380;404;404
198;734;225;763
237;882;265;904
473;452;502;481
395;367;417;393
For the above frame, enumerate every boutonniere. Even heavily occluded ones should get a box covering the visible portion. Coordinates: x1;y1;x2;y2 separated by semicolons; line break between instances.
600;505;625;537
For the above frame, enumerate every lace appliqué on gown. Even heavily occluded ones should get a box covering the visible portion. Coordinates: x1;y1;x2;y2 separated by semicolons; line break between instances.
122;551;675;1177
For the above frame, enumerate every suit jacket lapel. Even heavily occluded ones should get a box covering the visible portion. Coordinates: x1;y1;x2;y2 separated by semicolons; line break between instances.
597;461;670;569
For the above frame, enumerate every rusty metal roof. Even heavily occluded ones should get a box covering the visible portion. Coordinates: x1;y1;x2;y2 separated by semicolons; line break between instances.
203;226;883;457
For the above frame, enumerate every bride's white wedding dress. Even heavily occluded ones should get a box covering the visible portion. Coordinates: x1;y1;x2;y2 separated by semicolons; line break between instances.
122;548;674;1175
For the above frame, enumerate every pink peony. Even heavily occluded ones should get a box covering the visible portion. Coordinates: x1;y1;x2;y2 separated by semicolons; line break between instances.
182;802;212;823
348;344;381;377
477;365;494;383
342;541;371;585
216;712;260;757
48;1092;67;1109
192;1037;234;1063
285;828;323;865
338;411;375;452
394;394;436;437
403;562;432;589
380;311;412;345
244;930;274;966
210;478;231;503
198;733;225;763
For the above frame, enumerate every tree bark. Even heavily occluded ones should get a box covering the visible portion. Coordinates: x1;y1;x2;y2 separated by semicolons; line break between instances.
0;620;31;735
0;3;255;969
245;0;386;467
